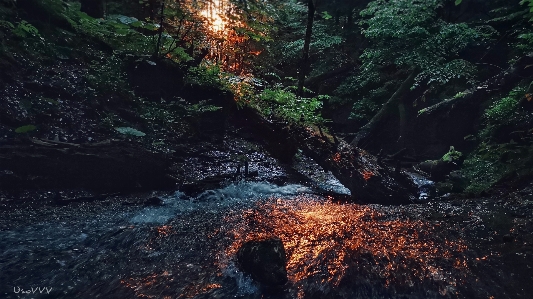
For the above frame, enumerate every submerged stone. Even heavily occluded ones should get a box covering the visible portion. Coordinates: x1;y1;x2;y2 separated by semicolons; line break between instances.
236;237;288;290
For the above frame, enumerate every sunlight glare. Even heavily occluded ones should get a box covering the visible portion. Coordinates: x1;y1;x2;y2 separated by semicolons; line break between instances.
201;0;226;32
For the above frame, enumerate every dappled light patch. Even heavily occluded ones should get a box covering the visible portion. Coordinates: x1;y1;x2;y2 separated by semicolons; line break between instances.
222;197;469;295
362;170;374;180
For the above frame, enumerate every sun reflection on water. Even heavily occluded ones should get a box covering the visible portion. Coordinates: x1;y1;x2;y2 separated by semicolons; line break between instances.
222;196;469;294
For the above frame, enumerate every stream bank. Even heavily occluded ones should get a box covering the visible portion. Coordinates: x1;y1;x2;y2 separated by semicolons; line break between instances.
1;178;532;299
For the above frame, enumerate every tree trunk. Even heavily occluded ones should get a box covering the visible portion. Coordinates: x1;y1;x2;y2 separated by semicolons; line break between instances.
297;0;316;97
0;139;177;192
351;68;419;147
154;0;166;58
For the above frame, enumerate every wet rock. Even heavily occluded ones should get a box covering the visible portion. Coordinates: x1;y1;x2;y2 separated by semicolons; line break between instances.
237;237;288;290
417;160;458;182
503;234;514;243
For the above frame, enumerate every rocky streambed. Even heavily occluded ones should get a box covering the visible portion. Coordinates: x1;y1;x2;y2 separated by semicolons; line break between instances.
1;151;532;299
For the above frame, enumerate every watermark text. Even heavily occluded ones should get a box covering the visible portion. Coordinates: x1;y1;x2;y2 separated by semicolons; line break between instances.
13;286;53;295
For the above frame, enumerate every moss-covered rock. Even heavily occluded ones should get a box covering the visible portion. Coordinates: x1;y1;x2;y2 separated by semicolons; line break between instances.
417;146;464;181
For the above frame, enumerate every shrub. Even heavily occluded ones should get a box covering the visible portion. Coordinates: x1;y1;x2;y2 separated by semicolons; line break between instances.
252;87;327;125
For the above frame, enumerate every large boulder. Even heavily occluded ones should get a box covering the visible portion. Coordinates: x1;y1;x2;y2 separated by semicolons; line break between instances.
236;237;288;290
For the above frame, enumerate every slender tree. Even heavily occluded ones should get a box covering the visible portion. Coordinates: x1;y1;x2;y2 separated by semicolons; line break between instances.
154;0;166;58
297;0;317;97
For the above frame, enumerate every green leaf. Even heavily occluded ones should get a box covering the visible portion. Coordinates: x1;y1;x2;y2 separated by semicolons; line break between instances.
130;21;143;28
141;23;159;31
114;127;146;136
0;20;14;29
15;125;37;133
114;15;139;25
455;0;462;6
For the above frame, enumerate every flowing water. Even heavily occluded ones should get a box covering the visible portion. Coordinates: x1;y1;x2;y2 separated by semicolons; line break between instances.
1;178;532;299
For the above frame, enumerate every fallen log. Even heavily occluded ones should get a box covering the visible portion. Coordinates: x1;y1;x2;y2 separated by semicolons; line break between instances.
234;108;418;205
418;54;533;117
291;126;418;204
350;54;533;159
409;53;533;158
0;139;177;192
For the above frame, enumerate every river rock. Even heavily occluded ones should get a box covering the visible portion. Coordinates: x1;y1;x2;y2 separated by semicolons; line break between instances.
236;237;288;290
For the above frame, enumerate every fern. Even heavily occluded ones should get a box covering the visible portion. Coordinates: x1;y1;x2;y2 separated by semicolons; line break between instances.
12;20;39;38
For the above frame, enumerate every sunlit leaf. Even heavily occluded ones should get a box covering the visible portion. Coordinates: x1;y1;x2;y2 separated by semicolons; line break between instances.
114;127;146;136
321;11;332;20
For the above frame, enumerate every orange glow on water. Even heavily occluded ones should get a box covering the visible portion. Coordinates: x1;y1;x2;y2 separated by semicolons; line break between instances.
222;198;469;292
156;225;172;237
362;170;374;180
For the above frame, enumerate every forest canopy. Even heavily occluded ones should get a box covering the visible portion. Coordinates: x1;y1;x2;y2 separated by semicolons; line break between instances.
1;0;532;194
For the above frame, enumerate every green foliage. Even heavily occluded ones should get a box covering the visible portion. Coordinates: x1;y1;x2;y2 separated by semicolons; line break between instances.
463;86;533;194
453;91;469;99
12;20;39;38
278;21;343;64
478;86;533;142
185;63;226;89
517;32;533;52
349;97;380;122
75;12;158;55
321;11;333;20
484;87;523;125
463;142;533;194
337;74;398;122
139;101;178;124
86;54;130;96
185;100;222;115
269;0;343;70
224;75;258;108
441;146;462;162
114;127;146;136
360;0;491;87
251;87;327;125
272;0;308;29
169;46;193;63
0;20;14;30
14;125;37;133
462;148;499;194
520;0;533;21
